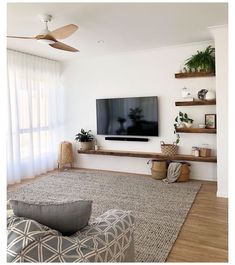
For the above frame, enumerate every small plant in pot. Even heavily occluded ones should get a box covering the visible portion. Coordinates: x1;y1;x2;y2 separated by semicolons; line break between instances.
160;125;180;156
174;111;194;128
75;129;94;150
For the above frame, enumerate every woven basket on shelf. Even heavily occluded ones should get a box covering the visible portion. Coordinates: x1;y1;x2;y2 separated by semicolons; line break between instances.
200;148;211;157
160;141;178;156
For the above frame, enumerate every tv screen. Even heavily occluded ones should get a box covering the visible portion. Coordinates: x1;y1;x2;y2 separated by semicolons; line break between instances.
96;96;159;136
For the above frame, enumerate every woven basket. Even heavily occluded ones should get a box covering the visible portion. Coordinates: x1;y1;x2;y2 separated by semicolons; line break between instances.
160;141;178;156
151;160;167;180
57;141;74;168
200;148;211;157
177;164;190;182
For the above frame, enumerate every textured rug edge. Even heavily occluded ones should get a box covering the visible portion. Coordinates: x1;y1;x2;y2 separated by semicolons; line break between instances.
164;182;202;261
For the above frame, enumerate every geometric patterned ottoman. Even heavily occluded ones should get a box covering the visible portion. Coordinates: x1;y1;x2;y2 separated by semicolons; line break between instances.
7;209;135;262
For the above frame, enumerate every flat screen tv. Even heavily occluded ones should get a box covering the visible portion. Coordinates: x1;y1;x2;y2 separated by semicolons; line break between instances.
96;96;159;136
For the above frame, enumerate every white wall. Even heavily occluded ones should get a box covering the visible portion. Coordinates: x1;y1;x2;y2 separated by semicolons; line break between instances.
62;41;217;181
210;26;228;197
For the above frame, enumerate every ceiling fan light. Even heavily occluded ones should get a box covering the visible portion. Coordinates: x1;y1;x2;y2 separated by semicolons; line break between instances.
37;39;55;45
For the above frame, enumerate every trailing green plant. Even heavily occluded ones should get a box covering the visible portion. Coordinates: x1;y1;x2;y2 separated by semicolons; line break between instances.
174;112;194;144
174;130;180;145
75;129;94;142
185;45;215;72
175;111;194;125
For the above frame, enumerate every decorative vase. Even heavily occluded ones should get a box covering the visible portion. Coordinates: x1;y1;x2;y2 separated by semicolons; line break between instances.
183;122;193;128
181;87;192;98
80;141;94;151
205;90;216;100
198;89;208;100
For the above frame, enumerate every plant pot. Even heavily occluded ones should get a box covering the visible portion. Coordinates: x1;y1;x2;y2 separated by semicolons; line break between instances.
183;122;193;128
79;141;94;151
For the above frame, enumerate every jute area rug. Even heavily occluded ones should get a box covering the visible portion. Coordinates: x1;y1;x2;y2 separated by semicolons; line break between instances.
8;169;201;262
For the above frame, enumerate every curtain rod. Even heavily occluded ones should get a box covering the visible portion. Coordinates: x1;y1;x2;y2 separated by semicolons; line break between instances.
7;48;60;63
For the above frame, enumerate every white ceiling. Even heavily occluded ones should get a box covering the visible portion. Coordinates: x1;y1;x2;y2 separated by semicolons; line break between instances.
7;3;228;61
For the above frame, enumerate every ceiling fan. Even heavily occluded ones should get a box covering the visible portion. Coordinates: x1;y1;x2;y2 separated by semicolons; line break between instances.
7;14;79;52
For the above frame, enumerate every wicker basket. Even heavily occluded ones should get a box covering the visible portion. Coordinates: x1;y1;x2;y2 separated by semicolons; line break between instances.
160;141;178;156
200;148;211;157
177;163;190;182
151;160;167;180
57;141;74;169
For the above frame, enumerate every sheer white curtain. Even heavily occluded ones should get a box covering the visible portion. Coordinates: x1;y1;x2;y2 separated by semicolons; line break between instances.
7;50;64;185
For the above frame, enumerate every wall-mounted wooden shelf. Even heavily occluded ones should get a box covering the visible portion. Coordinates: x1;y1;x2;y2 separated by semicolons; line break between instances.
176;128;216;134
175;99;216;106
175;72;216;78
77;149;217;163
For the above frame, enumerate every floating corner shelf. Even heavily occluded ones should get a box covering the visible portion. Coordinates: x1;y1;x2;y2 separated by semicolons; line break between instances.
175;128;216;134
175;72;216;78
175;99;216;106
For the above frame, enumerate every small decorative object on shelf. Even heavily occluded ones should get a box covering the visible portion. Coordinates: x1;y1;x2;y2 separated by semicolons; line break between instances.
75;129;94;151
191;146;198;156
205;89;216;100
94;139;100;150
198;124;206;128
194;148;200;157
179;97;194;102
200;145;212;157
198;89;208;100
205;114;216;129
94;144;99;151
181;87;192;99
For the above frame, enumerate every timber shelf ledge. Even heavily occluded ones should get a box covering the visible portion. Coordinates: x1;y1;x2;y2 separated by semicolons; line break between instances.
175;72;215;78
77;149;217;163
175;99;216;106
176;128;216;134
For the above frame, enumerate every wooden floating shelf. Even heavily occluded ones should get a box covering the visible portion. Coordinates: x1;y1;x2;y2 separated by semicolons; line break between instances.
77;149;217;163
176;128;216;134
175;72;216;78
175;99;216;106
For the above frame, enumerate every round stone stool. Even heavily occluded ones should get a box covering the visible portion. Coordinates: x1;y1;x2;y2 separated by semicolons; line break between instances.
57;141;74;169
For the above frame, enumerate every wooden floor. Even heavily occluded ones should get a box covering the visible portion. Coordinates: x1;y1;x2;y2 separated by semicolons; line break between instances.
167;180;228;262
8;169;228;262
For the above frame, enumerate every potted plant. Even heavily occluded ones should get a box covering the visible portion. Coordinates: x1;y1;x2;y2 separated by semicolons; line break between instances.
75;129;94;150
185;45;215;73
174;111;194;128
160;123;180;156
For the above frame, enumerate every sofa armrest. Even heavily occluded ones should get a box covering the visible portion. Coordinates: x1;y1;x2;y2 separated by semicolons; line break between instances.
72;209;135;262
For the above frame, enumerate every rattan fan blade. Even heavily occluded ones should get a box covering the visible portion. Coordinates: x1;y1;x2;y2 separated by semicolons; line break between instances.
50;24;78;39
49;41;79;52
